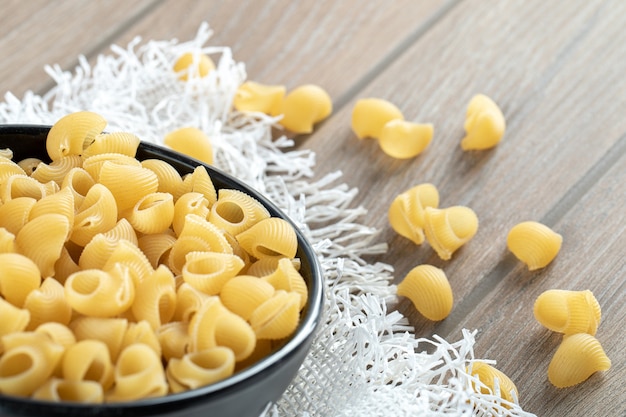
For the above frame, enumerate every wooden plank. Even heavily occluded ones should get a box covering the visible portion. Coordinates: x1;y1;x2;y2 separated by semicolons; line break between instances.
299;0;625;333
442;151;625;416
0;0;159;98
103;0;453;99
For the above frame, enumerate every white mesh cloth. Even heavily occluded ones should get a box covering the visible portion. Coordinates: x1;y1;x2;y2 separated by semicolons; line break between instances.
0;23;535;417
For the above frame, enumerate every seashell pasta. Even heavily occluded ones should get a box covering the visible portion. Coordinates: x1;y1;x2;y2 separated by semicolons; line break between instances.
173;52;215;81
423;205;479;260
388;183;439;245
378;120;433;159
0;111;309;402
233;81;286;115
468;362;519;405
351;98;403;139
507;221;562;270
548;333;611;388
275;84;333;134
533;289;601;335
461;94;506;150
396;264;453;321
164;127;213;165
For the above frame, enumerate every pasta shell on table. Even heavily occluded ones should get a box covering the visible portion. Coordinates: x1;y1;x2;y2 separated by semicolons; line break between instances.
157;321;191;362
182;251;245;295
64;264;135;317
423;205;479;260
220;275;275;321
61;167;96;210
98;161;159;211
138;232;177;269
0;197;36;235
30;155;83;186
82;132;141;158
172;192;210;236
548;333;611;388
71;183;118;247
16;213;70;278
351;98;404;139
533;289;601;336
141;159;186;201
121;320;162;359
62;339;115;391
24;278;72;329
236;217;298;260
70;317;129;361
131;265;177;330
249;290;301;340
0;298;30;339
275;84;333;134
396;264;453;321
507;221;562;270
34;322;76;349
209;188;271;236
127;192;175;235
468;362;519;405
32;378;103;403
173;52;215;81
233;81;286;115
378;120;434;159
166;347;236;393
460;94;506;151
261;257;308;310
388;183;439;245
106;343;168;402
180;165;217;207
164;127;213;165
0;253;41;307
45;111;107;161
29;186;75;228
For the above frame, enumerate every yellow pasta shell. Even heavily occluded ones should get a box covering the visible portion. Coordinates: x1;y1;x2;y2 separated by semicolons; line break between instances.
174;283;210;323
82;132;141;158
548;333;611;388
234;81;286;115
141;159;185;201
98;161;159;211
0;298;31;339
70;317;129;361
16;158;39;176
214;308;256;361
34;322;76;349
166;347;235;393
121;320;162;359
461;94;505;151
32;378;103;403
182;251;245;295
164;127;213;165
178;213;233;254
1;174;51;202
102;239;154;286
220;275;275;321
132;265;177;330
351;98;404;139
468;362;518;404
0;197;36;235
172;192;210;236
0;343;61;396
188;296;222;352
396;264;453;321
0;253;41;307
30;155;83;186
103;218;138;246
507;221;562;270
0;159;26;187
423;206;479;260
262;257;308;310
388;183;439;245
62;339;114;390
29;186;75;229
276;84;332;134
23;278;72;329
71;183;118;247
107;343;168;402
82;152;141;183
174;52;215;81
181;165;217;207
157;321;190;362
0;227;15;254
61;167;95;210
249;290;301;340
533;289;601;335
16;214;70;278
236;217;297;260
209;188;271;236
138;232;177;269
127;192;175;234
46;111;107;161
378;120;433;159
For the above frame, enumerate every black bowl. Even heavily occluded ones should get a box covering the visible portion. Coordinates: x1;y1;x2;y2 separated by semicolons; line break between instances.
0;125;324;417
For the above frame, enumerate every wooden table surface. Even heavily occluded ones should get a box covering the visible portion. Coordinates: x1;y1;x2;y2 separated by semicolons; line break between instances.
2;1;624;416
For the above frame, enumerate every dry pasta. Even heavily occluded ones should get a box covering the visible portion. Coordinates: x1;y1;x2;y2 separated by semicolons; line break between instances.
0;111;308;403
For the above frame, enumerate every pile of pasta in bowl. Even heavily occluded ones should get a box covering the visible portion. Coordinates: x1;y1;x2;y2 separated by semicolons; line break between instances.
0;112;323;417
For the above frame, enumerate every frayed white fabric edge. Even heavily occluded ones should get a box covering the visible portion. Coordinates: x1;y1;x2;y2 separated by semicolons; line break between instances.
0;22;535;417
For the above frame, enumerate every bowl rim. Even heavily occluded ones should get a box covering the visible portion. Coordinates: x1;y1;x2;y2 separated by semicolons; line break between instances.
0;124;325;410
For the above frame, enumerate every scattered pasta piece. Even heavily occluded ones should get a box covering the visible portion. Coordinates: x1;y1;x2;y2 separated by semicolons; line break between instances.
351;98;403;139
233;81;286;115
461;94;505;150
534;289;601;336
468;362;519;405
423;206;479;260
396;264;453;321
276;84;332;134
173;52;215;81
507;221;562;270
164;127;213;165
378;120;433;159
548;333;611;388
388;183;439;245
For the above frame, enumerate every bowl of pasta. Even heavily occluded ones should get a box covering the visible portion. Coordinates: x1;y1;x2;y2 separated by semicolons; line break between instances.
0;115;324;417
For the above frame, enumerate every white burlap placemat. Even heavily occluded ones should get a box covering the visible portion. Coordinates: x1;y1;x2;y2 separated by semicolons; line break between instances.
0;23;535;417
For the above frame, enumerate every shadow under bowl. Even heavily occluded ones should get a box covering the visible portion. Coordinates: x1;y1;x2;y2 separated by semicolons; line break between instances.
0;125;324;417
